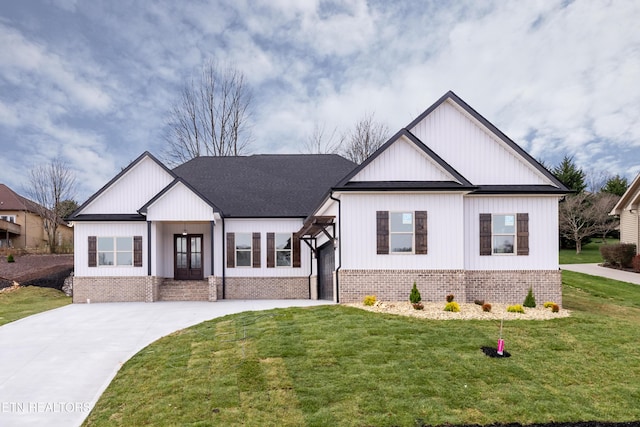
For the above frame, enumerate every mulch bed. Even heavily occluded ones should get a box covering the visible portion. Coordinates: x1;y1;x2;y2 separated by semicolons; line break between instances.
481;346;511;358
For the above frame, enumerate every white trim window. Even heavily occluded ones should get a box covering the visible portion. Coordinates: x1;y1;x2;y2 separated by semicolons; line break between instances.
390;212;414;253
98;237;133;266
275;233;292;267
492;214;516;255
0;215;16;223
235;233;252;267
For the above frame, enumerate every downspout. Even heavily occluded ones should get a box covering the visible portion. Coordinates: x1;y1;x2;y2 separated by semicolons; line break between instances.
221;217;226;299
329;192;341;303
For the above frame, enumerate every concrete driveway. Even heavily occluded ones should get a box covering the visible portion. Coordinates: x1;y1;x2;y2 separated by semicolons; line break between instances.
561;263;640;285
0;300;330;427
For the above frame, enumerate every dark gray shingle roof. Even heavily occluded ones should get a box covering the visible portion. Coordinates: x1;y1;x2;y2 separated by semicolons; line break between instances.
172;154;356;217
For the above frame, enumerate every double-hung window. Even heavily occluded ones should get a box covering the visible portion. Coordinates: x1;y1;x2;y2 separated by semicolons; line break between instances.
0;215;16;223
390;212;414;253
235;233;252;267
98;237;133;266
275;233;292;267
492;214;516;254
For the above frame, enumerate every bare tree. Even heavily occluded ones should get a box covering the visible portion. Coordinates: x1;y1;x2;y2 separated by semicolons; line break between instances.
26;158;77;253
341;112;390;164
301;122;344;154
585;169;611;194
163;60;252;165
559;192;620;253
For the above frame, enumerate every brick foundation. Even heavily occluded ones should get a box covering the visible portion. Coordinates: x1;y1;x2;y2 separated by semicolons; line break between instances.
72;276;162;303
223;277;308;299
338;269;561;306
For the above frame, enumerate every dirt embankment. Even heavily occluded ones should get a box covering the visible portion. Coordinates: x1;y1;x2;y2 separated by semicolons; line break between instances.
0;254;73;290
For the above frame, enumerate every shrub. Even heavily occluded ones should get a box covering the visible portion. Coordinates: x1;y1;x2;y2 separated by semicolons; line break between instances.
600;243;636;268
446;294;455;303
633;255;640;273
7;254;15;263
482;303;492;312
507;304;525;314
363;295;376;306
551;304;560;313
523;287;536;308
543;301;555;309
444;302;460;312
409;282;421;304
474;299;484;306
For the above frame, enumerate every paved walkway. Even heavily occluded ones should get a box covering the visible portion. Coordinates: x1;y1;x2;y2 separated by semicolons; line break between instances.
561;263;640;284
0;300;331;427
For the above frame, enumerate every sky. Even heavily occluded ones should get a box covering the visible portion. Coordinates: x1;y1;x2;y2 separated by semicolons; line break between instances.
0;0;639;202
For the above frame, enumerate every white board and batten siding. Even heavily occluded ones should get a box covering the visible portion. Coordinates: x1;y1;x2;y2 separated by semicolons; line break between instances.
81;156;174;215
410;100;551;186
224;219;310;277
74;222;148;277
351;136;457;183
464;196;561;270
145;181;216;222
340;193;465;270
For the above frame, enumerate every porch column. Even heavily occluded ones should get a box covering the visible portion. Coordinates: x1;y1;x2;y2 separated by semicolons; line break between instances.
147;220;152;276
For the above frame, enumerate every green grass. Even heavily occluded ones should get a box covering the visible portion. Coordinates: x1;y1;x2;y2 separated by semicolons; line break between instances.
0;286;71;326
84;273;640;426
559;237;618;264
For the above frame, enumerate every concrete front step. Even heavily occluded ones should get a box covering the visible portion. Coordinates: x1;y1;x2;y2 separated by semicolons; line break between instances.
159;280;209;301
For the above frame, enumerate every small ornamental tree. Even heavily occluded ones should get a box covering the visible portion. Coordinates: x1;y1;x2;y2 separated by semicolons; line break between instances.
409;282;422;304
523;287;536;308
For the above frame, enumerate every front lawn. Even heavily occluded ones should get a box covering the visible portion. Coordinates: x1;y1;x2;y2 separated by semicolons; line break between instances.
559;237;618;264
0;286;71;326
84;272;640;426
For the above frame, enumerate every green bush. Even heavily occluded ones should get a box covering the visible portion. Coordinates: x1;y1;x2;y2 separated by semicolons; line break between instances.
444;302;460;312
409;282;421;304
446;294;455;303
507;304;525;314
363;295;376;306
482;303;492;312
543;301;555;309
7;254;14;263
523;287;536;308
600;243;636;268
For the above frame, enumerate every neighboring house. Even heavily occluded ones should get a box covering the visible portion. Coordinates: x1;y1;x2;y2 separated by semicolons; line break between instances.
610;173;640;252
68;91;568;304
0;184;73;252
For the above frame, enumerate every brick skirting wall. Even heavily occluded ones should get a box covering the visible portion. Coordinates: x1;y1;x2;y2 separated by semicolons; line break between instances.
338;269;562;305
223;277;308;299
72;276;162;303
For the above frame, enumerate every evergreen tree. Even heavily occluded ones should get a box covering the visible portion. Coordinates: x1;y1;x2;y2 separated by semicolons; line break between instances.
552;155;586;193
602;175;629;197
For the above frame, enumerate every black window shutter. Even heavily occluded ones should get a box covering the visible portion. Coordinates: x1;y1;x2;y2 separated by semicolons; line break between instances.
415;211;428;254
293;233;301;268
252;232;261;268
226;233;235;268
133;236;143;267
88;236;97;267
517;213;529;256
479;214;492;256
376;211;389;254
266;233;275;268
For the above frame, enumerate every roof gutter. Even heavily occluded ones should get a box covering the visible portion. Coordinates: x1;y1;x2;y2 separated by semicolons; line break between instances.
329;192;341;303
